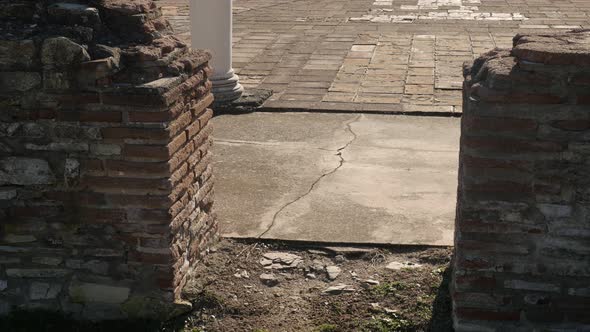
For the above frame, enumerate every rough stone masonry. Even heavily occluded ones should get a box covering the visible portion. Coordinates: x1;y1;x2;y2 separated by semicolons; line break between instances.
453;30;590;331
0;0;217;319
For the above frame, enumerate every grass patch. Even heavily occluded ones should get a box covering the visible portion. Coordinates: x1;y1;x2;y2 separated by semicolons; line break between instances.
315;323;339;332
369;281;407;297
358;314;415;332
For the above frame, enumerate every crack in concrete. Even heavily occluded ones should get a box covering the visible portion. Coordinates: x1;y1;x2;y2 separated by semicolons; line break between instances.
258;115;362;238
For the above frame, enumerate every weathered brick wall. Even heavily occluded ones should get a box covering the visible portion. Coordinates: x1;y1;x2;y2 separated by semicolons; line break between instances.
0;0;217;319
452;30;590;331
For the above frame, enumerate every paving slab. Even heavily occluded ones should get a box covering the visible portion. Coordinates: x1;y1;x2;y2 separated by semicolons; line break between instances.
212;112;459;245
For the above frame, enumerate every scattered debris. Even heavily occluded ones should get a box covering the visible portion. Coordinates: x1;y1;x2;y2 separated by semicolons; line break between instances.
326;266;341;280
259;273;279;287
310;259;325;272
307;249;329;256
361;279;380;288
386;261;423;270
322;246;376;256
260;252;303;270
333;255;346;264
322;283;355;295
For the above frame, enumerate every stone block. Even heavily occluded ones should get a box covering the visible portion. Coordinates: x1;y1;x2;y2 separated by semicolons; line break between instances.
41;37;91;68
47;3;101;28
29;282;62;300
0;72;41;92
0;157;56;185
6;269;69;278
0;39;37;71
68;282;130;304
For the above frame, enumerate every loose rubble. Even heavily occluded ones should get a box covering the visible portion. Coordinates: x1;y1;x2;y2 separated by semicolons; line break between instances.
386;261;423;270
323;283;355;295
325;266;341;280
260;252;303;270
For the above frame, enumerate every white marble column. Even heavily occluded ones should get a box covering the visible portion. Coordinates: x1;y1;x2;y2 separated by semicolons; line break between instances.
190;0;243;103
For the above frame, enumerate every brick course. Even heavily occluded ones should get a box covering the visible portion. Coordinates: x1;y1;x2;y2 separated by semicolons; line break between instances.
0;0;216;320
453;30;590;331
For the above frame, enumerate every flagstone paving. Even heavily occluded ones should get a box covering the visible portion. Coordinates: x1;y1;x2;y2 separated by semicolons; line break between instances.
158;0;590;114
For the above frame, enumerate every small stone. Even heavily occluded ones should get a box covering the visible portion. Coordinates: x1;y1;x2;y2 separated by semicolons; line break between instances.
311;259;325;272
306;273;317;279
30;282;61;300
362;279;380;288
2;234;36;243
261;252;303;270
259;273;279;287
334;255;346;264
322;284;355;295
307;249;329;256
0;188;17;200
386;261;423;270
326;266;341;280
64;158;80;185
384;307;397;314
234;270;250;279
32;257;63;266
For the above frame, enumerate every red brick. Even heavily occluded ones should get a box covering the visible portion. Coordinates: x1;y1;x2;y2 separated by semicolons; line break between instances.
78;207;127;223
102;127;169;140
463;137;565;153
463;115;537;133
54;92;100;107
81;176;171;194
551;120;590;131
106;159;170;176
167;110;193;138
191;93;214;117
103;194;171;208
127;101;187;123
128;251;172;264
456;308;520;321
168;131;188;155
58;110;122;123
123;144;169;160
169;139;196;171
473;85;562;104
462;155;532;171
464;180;532;194
80;158;105;176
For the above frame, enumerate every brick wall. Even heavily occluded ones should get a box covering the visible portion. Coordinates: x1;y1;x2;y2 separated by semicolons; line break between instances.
452;30;590;331
0;0;217;319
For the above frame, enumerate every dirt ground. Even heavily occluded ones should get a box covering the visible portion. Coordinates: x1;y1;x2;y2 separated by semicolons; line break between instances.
177;240;454;332
0;239;453;332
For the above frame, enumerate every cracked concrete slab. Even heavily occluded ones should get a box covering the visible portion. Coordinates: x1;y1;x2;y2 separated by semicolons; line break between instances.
212;112;459;246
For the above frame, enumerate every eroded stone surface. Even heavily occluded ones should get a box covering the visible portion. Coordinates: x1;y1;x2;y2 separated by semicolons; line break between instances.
513;30;590;65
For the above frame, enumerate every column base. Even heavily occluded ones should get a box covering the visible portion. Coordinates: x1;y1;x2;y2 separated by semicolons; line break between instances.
211;70;244;104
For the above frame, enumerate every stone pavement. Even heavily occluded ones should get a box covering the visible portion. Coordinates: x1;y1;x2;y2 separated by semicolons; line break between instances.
158;0;590;114
212;113;459;245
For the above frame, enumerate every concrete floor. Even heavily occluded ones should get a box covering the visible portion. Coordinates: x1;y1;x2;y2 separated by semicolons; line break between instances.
212;113;459;246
